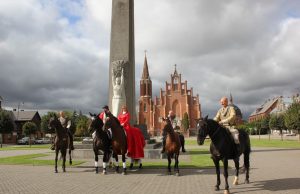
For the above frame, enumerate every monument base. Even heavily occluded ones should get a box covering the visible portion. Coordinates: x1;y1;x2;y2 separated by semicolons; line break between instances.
73;139;163;159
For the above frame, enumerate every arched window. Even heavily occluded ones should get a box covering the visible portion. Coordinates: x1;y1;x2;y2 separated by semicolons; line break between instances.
144;103;147;112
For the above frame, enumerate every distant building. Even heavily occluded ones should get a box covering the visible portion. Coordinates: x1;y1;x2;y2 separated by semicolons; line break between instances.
138;54;201;136
248;95;300;122
2;110;42;144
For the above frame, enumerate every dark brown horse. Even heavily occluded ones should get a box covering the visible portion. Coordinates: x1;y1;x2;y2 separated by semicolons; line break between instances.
103;113;128;175
196;116;251;194
48;115;72;173
162;117;181;176
88;113;113;174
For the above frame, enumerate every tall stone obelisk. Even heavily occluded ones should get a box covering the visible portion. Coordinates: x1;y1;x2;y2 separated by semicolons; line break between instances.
109;0;136;123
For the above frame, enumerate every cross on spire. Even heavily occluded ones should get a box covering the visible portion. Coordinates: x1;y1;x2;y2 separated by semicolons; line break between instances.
174;64;178;76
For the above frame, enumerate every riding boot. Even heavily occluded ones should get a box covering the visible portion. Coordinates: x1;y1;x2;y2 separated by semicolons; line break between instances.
161;136;166;153
129;163;133;170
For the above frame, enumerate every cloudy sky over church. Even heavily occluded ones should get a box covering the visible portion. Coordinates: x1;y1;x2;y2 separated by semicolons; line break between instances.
1;0;300;118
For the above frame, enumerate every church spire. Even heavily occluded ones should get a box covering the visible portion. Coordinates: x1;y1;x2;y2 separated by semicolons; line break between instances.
173;64;178;76
229;92;233;105
142;51;150;79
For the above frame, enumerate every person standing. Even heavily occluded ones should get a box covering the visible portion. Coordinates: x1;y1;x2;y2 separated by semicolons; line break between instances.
118;105;145;169
112;68;126;117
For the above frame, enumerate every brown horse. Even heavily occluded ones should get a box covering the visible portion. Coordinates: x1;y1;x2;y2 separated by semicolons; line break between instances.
103;113;128;175
162;117;181;176
48;115;72;173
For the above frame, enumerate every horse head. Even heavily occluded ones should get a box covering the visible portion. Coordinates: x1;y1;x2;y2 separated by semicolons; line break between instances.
88;113;104;133
48;114;60;132
196;115;209;145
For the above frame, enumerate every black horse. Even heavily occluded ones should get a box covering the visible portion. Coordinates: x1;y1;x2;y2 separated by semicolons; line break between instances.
88;113;112;174
48;115;72;173
196;116;251;194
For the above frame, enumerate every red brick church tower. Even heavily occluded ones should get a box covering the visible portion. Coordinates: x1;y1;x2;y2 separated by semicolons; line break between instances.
138;54;202;136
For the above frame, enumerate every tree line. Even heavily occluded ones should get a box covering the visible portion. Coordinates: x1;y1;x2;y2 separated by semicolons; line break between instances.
238;102;300;141
0;110;91;147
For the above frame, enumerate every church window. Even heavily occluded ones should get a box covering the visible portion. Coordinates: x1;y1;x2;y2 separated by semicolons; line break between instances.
144;103;147;112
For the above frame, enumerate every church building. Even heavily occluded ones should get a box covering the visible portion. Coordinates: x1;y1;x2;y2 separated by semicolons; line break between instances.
138;54;201;136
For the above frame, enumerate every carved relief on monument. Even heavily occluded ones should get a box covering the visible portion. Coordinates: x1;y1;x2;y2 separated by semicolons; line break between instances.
111;60;128;116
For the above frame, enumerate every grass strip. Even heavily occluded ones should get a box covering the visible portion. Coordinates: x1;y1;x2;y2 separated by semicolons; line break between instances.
0;153;84;166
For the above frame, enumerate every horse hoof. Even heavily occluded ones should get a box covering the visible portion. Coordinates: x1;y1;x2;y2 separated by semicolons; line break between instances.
215;186;219;191
63;169;66;173
69;161;72;165
224;189;230;194
245;179;250;184
168;172;172;176
102;171;107;175
122;172;127;175
55;170;58;173
175;172;180;176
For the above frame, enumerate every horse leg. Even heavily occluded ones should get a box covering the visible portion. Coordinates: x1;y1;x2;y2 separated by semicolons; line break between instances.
233;157;239;185
121;153;127;175
223;159;230;194
94;149;99;174
102;152;109;175
175;153;179;176
113;153;120;173
167;155;171;175
212;158;220;191
69;149;72;165
62;149;66;172
55;149;59;173
244;152;250;184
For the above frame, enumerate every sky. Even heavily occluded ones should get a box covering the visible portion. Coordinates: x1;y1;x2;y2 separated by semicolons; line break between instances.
0;0;300;119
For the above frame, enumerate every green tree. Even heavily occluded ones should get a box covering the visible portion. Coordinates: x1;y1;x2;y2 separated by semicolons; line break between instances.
75;115;90;137
41;112;57;134
0;110;14;148
269;114;286;141
22;122;38;147
284;102;300;141
181;112;189;132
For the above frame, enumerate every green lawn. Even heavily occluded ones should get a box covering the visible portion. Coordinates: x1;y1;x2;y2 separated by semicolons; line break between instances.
0;154;84;166
250;139;300;148
142;149;214;168
185;138;300;148
0;144;50;151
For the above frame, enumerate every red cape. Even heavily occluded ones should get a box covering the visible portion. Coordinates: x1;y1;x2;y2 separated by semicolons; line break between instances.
118;112;145;159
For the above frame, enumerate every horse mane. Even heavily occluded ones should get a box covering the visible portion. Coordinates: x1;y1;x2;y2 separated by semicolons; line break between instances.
206;119;237;158
52;117;67;137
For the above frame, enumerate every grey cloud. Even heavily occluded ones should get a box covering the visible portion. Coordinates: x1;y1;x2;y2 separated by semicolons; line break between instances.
1;0;300;120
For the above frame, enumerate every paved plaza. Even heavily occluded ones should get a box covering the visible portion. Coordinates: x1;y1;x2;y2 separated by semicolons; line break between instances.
0;145;300;194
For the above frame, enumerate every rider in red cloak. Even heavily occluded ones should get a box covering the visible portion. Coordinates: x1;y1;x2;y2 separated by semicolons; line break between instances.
118;105;145;169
